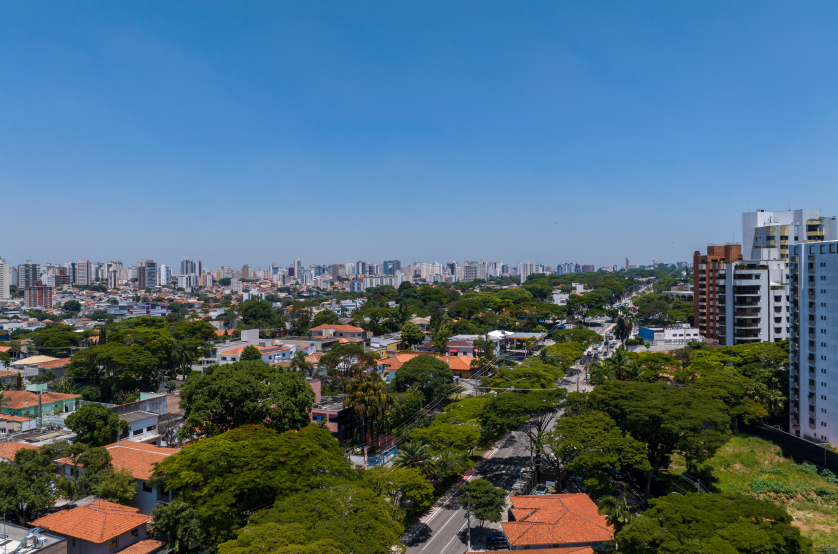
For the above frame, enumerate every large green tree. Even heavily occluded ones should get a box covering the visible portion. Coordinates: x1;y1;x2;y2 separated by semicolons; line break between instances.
179;360;315;439
152;424;354;546
616;493;811;553
460;479;507;539
393;355;454;402
0;447;61;524
588;381;730;498
65;403;129;447
363;466;435;523
344;373;393;443
400;322;425;348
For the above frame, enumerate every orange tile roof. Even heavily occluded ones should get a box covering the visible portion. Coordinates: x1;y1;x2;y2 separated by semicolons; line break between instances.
376;353;477;372
338;337;363;343
118;539;164;554
501;495;613;547
219;345;287;356
310;324;364;332
30;500;151;543
0;441;37;460
37;357;71;368
0;414;33;423
469;549;593;554
0;370;17;378
0;390;81;410
56;442;179;480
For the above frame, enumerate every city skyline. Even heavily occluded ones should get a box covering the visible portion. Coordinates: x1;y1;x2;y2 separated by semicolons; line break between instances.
3;2;838;265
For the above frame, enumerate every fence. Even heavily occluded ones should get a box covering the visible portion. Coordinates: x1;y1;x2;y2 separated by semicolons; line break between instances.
367;446;398;467
741;422;838;474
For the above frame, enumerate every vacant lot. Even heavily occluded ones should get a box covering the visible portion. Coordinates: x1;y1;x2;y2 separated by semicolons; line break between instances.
661;434;838;548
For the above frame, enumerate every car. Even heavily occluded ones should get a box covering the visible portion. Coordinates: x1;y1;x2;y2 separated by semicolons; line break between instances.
486;536;509;550
534;484;548;495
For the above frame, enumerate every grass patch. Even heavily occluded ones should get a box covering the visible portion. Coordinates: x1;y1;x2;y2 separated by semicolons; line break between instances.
659;433;838;548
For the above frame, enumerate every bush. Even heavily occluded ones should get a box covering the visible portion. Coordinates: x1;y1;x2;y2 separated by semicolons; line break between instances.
624;338;643;346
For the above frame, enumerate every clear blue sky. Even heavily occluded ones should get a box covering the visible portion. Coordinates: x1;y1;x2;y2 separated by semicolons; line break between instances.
3;1;838;269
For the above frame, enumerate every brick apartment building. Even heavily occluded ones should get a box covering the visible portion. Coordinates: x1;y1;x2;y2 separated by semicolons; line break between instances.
24;280;53;309
693;244;743;342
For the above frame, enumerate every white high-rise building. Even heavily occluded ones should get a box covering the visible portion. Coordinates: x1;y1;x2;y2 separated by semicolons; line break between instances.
743;209;837;262
518;261;536;282
159;264;172;286
788;241;838;445
76;260;92;286
180;258;196;276
0;258;10;299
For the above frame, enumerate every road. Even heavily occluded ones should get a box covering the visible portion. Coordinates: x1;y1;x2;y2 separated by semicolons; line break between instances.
405;293;644;553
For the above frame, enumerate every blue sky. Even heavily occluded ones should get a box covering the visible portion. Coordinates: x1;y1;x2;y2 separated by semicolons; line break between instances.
3;1;838;269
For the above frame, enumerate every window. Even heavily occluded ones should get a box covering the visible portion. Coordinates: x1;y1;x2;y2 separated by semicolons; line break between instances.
131;529;138;540
72;539;76;547
109;539;118;551
133;429;143;436
142;482;152;493
147;425;156;432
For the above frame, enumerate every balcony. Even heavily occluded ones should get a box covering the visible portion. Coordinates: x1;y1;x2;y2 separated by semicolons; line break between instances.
809;344;817;353
734;319;761;328
734;308;761;317
734;330;761;339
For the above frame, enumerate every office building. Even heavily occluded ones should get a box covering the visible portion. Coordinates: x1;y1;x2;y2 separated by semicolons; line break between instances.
180;258;195;276
693;244;743;343
383;260;401;275
17;261;40;288
137;260;157;289
788;241;838;444
0;258;10;299
242;264;250;279
76;260;92;286
743;209;838;262
24;281;53;309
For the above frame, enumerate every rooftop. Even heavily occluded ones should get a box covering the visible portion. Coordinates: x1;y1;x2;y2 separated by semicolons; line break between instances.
0;521;65;554
119;411;158;424
30;500;152;543
312;394;349;413
0;390;81;410
56;441;179;480
0;441;38;461
501;494;613;548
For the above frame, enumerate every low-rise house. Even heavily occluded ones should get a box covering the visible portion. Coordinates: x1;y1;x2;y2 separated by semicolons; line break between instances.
501;494;614;551
0;440;37;462
0;391;81;417
376;353;479;379
56;442;179;516
307;379;356;442
0;369;19;386
0;345;26;363
30;500;162;554
0;521;66;554
445;340;476;357
119;411;159;442
408;316;431;331
369;334;406;353
310;324;367;341
217;344;295;365
0;414;37;435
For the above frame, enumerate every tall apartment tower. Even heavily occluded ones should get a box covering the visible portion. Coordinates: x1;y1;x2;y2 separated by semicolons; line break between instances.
17;261;41;288
743;209;838;262
180;258;195;276
693;244;743;343
788;241;838;444
0;258;10;299
293;259;303;280
518;261;536;283
159;264;172;286
137;260;157;289
24;281;53;309
76;260;92;286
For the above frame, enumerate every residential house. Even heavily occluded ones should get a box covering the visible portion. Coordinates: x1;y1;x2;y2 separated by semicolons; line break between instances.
310;324;367;341
29;500;162;554
0;413;36;435
408;316;431;332
0;345;25;363
0;521;66;554
308;379;356;442
369;334;406;353
0;440;37;462
376;353;479;379
216;344;295;365
0;369;19;386
56;442;179;516
445;340;476;357
0;391;81;417
119;411;159;442
501;494;614;551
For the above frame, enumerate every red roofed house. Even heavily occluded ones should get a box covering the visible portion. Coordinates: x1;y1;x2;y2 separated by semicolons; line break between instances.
310;324;368;341
216;344;295;365
30;500;162;554
56;442;179;516
0;440;37;462
376;353;479;379
1;390;81;417
501;494;614;551
0;413;36;435
0;369;19;387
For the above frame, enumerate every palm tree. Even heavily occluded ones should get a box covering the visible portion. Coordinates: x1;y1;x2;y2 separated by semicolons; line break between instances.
597;493;633;533
614;312;635;346
344;373;393;445
289;352;315;378
610;348;638;381
169;340;194;381
432;450;470;481
393;441;434;477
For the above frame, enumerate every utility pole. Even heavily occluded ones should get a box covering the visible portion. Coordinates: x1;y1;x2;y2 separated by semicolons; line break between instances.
464;491;472;552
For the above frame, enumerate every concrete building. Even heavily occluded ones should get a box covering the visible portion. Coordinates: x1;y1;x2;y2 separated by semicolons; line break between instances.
788;241;838;444
743;209;837;262
693;244;743;343
76;260;92;286
179;258;195;276
0;521;66;554
25;280;53;309
136;260;156;290
0;257;11;299
158;264;171;286
517;261;536;282
17;260;41;288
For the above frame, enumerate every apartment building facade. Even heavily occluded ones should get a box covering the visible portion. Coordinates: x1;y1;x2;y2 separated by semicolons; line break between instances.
0;258;10;299
693;244;743;342
789;241;838;444
744;209;837;262
25;281;53;309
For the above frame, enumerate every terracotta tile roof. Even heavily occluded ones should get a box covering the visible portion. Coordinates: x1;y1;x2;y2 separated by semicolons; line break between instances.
36;357;71;368
0;441;37;460
376;353;477;372
468;549;593;554
30;500;151;543
0;390;81;410
117;539;164;554
501;495;613;548
310;324;364;332
0;414;33;423
56;442;179;480
0;370;17;378
219;345;287;356
338;337;363;343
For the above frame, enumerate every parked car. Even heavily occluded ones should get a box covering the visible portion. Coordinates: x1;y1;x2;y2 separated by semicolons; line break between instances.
486;536;509;550
534;484;547;495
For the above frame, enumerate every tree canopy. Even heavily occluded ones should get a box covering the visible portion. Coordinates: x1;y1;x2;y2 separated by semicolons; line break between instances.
393;355;454;402
65;402;130;447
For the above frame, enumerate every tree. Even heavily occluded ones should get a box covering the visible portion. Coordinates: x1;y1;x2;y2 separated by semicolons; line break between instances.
344;373;393;444
588;381;730;498
219;523;342;554
0;447;60;524
179;361;315;439
30;324;81;357
544;411;650;493
597;493;633;533
616;493;811;553
69;342;161;398
363;466;435;522
241;483;403;554
412;422;481;452
62;300;82;313
154;499;208;552
239;345;262;361
65;403;129;447
400;322;425;349
319;343;380;392
432;320;453;353
288;351;315;378
393;355;454;402
392;440;434;477
312;309;341;327
152;425;354;546
460;479;506;539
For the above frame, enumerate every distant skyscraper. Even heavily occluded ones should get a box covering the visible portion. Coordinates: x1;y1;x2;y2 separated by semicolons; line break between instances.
0;258;10;299
383;260;401;275
180;258;195;276
17;261;40;289
293;259;303;280
518;261;535;282
137;259;157;289
241;264;250;279
76;260;92;286
625;258;630;271
196;261;203;276
159;264;172;286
